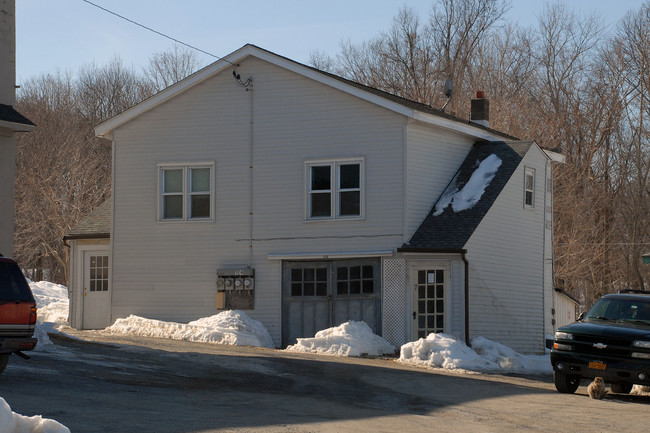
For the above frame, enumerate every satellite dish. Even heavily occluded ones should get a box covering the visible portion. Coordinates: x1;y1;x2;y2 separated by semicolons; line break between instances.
443;79;453;98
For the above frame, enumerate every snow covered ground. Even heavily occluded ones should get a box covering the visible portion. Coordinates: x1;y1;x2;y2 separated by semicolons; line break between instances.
16;279;562;432
29;280;554;374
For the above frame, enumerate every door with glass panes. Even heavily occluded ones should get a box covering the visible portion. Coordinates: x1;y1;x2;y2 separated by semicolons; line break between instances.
282;259;380;346
412;266;447;339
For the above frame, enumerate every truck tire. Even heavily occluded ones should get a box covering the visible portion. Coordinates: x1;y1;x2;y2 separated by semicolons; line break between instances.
610;383;633;394
554;370;580;393
0;355;9;375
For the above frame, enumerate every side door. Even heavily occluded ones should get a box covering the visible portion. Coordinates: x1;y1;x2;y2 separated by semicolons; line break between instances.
82;251;111;329
411;265;447;340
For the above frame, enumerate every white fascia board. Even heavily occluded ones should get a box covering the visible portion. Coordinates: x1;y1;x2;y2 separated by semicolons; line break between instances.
268;250;394;260
94;44;499;141
543;149;566;164
95;46;258;139
0;120;35;132
412;111;505;141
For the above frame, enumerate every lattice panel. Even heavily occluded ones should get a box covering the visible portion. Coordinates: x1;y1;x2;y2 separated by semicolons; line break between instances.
382;258;407;348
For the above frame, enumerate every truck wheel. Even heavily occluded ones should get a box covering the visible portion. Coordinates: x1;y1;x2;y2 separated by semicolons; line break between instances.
0;355;9;375
610;383;633;394
554;370;580;393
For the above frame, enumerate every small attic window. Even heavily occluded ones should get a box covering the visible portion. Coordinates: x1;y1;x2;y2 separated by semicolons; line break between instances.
524;167;535;208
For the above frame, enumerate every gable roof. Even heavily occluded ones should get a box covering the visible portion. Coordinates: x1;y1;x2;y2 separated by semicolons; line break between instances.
401;140;536;251
0;104;35;132
63;199;111;241
95;44;515;142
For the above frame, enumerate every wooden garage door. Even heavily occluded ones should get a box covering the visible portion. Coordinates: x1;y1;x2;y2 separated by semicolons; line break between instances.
282;259;380;346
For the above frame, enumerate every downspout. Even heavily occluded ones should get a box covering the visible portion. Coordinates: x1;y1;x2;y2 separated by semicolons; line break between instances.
461;251;470;346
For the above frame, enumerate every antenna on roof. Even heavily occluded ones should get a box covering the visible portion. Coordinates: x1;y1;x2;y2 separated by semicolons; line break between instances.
441;79;453;112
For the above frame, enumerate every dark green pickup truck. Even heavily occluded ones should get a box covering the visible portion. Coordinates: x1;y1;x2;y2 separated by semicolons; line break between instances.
551;292;650;394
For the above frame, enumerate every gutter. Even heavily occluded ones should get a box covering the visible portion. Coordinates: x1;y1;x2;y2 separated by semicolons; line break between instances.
461;251;470;346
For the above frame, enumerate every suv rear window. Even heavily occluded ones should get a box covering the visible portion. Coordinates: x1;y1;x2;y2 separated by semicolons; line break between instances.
0;260;34;301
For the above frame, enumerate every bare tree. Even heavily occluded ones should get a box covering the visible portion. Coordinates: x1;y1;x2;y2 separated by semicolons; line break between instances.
144;45;200;92
76;55;151;124
14;73;111;283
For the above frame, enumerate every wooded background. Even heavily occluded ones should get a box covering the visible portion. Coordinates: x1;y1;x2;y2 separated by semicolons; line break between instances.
14;0;650;308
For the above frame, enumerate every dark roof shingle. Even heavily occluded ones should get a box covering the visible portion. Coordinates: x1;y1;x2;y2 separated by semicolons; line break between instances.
64;200;111;240
402;140;534;251
0;104;34;127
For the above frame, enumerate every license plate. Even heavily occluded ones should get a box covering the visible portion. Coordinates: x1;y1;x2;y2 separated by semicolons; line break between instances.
589;361;607;370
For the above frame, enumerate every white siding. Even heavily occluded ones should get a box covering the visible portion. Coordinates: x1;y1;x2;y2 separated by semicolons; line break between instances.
405;122;474;241
554;292;578;328
110;57;407;345
464;146;549;354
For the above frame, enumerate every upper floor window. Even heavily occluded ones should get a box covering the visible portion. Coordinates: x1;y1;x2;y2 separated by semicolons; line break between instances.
306;158;363;220
159;163;214;221
524;167;535;208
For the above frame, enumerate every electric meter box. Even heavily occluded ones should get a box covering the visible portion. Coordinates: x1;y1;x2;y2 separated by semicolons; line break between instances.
216;267;254;310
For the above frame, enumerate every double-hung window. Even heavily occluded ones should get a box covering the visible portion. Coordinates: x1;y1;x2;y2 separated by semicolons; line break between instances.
159;163;214;221
524;167;535;208
306;158;363;220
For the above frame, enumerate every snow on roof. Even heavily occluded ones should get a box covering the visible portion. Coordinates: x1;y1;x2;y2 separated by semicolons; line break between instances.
433;154;502;216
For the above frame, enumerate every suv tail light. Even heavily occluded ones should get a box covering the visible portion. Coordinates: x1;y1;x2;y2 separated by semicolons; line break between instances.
30;305;37;325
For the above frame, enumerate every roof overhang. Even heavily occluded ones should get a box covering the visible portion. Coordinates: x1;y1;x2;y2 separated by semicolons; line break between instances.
0;119;35;132
95;44;514;142
544;149;566;163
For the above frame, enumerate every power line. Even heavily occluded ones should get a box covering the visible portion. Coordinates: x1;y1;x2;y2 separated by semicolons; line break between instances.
79;0;231;64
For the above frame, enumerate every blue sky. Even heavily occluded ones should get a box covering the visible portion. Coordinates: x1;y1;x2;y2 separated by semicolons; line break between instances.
16;0;644;83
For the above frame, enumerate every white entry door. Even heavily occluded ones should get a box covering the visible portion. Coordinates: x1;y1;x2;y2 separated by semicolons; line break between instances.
412;266;447;339
82;252;111;329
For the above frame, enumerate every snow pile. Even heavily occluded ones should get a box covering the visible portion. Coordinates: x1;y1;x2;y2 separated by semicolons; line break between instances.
29;280;70;347
0;398;70;433
286;321;396;357
104;310;275;348
399;333;551;374
29;280;69;325
434;154;502;216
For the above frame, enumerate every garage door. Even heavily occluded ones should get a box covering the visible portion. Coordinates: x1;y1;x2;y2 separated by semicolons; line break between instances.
282;259;381;346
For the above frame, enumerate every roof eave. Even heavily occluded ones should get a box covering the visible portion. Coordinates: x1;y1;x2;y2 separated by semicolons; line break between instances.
0;120;35;132
62;233;110;242
94;44;513;142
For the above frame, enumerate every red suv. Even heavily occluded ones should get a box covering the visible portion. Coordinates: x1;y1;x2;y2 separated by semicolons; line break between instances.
0;255;38;374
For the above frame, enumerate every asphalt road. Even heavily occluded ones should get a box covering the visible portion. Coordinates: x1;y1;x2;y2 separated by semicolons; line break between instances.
1;330;649;433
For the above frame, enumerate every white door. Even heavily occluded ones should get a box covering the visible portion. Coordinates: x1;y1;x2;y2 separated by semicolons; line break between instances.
82;252;111;329
412;267;446;339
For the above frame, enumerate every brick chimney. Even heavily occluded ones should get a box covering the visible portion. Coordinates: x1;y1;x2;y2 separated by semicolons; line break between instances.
470;91;489;128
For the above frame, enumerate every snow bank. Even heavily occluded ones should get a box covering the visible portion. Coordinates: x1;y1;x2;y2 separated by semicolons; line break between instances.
104;310;275;348
286;321;396;357
0;398;70;433
29;280;70;347
399;333;551;374
434;154;502;216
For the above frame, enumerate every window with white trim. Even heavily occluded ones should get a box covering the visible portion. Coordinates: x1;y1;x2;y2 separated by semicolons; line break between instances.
306;159;363;220
159;163;214;221
524;167;535;207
